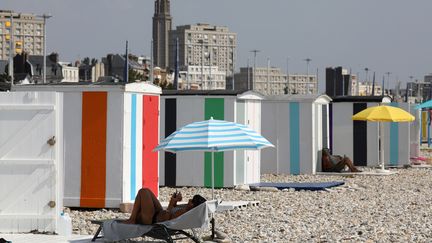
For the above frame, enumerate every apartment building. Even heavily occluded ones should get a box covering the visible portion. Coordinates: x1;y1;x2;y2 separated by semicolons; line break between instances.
169;23;236;79
179;65;226;90
234;67;318;95
0;10;45;60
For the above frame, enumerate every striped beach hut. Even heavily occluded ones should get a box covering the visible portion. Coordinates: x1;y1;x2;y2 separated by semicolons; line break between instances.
330;96;412;167
261;94;332;175
13;82;161;208
159;90;264;187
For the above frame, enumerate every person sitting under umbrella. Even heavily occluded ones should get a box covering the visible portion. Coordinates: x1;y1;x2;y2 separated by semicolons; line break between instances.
321;148;361;173
123;188;206;224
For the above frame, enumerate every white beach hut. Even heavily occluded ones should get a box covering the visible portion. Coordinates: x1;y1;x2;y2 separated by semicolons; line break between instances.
330;96;412;167
13;82;161;208
261;94;332;175
159;90;265;187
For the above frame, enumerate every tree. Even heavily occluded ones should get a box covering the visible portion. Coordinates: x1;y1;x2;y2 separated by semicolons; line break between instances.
91;58;98;66
128;69;144;82
82;57;90;66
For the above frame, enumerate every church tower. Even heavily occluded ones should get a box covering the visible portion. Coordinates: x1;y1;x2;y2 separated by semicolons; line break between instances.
152;0;172;69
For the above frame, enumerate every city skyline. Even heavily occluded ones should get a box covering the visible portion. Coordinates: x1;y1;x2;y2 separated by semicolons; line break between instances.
2;0;432;90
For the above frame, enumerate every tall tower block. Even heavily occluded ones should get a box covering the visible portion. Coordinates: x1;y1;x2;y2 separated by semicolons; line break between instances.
152;0;172;69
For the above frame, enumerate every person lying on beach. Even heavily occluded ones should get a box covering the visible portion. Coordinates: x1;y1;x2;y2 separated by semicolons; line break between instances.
322;148;362;173
123;188;206;225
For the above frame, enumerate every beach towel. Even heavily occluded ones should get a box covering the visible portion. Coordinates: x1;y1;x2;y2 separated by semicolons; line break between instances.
250;181;345;191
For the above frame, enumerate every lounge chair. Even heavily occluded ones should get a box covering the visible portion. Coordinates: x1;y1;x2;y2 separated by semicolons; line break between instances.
91;200;218;242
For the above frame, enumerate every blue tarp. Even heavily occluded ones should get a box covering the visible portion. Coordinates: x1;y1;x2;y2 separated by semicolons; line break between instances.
249;181;345;191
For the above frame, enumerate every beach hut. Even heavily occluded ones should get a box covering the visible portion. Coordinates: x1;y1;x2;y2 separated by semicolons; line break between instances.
13;82;161;208
410;105;421;158
261;94;332;175
330;96;412;167
0;91;63;233
159;90;265;187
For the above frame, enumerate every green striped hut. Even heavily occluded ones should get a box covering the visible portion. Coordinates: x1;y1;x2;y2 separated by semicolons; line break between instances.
159;90;265;187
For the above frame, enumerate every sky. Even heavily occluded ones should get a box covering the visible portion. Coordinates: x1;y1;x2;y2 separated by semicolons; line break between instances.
3;0;432;90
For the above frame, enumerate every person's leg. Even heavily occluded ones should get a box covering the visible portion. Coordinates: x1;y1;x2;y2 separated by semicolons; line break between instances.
124;188;157;224
331;160;348;172
342;157;362;172
149;188;163;213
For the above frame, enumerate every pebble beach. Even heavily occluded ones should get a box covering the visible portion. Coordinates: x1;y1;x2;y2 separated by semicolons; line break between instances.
69;164;432;243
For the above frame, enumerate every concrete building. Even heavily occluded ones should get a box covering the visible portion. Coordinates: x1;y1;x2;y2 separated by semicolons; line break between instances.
58;62;79;82
28;53;63;83
355;82;383;96
233;67;317;95
102;54;147;82
169;23;237;79
91;62;105;82
153;0;172;69
403;80;432;103
0;10;45;60
179;65;226;90
325;67;352;97
425;74;432;83
4;52;63;84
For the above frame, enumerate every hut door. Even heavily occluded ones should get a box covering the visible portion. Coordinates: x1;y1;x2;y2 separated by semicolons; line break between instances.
0;92;61;233
142;95;160;196
245;101;260;184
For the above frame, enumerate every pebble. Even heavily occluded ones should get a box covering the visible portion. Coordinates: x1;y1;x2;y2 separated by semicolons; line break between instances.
68;155;432;242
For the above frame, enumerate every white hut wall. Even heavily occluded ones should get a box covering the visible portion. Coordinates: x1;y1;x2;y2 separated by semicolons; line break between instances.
176;97;206;187
409;104;421;158
224;98;236;186
235;100;246;184
122;93;160;202
298;102;314;174
330;102;380;167
63;91;124;208
261;101;318;175
242;99;262;184
0;91;63;233
63;92;82;207
314;103;328;173
159;95;261;187
260;101;279;174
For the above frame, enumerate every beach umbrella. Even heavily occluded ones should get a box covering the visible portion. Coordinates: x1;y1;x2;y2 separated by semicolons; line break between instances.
154;117;274;199
415;100;432;110
352;105;415;173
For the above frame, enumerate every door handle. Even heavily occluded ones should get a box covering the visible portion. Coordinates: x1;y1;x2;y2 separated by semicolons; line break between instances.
47;136;56;146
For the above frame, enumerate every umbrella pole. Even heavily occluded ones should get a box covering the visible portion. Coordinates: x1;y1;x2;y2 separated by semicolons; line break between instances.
380;122;385;171
212;151;214;200
211;150;216;239
377;121;390;173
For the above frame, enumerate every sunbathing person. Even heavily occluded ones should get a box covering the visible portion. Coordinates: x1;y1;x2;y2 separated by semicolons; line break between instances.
322;148;361;172
123;188;206;225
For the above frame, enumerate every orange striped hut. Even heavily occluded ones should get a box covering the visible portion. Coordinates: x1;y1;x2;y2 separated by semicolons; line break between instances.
13;83;161;208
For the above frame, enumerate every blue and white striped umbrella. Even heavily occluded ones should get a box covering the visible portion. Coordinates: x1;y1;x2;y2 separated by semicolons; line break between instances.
154;118;274;153
154;117;273;199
